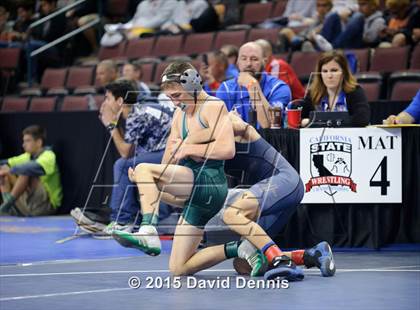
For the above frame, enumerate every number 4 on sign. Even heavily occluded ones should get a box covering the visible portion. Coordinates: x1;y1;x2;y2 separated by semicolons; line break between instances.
369;156;390;195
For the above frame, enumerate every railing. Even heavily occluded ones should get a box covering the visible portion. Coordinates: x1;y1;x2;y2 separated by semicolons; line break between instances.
27;0;101;85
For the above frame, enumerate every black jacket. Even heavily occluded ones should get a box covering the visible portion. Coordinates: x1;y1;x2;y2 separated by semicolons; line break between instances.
301;85;370;127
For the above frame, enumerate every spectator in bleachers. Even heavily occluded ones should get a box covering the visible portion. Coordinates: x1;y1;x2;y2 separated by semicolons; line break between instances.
1;0;36;45
65;0;99;56
188;0;220;33
332;0;359;22
0;125;62;216
121;61;151;96
379;0;420;47
281;0;317;27
278;0;334;52
71;79;174;236
311;0;386;51
216;42;291;128
200;51;229;96
160;0;209;35
383;90;420;124
255;39;305;100
27;0;67;82
102;0;202;43
31;0;65;44
0;3;14;45
220;44;239;78
96;60;118;94
300;50;370;127
102;0;176;42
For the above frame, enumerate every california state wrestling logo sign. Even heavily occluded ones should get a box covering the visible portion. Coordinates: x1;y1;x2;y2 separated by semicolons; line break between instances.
305;137;357;193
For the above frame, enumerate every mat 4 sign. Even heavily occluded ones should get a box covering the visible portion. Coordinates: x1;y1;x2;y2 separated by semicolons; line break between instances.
300;128;402;204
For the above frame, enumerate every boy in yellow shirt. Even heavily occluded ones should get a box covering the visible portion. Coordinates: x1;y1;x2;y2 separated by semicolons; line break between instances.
0;125;62;216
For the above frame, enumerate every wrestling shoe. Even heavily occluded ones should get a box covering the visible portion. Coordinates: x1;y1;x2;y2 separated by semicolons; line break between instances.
235;240;268;277
264;255;304;282
112;225;161;256
92;221;134;239
304;241;336;277
70;207;107;234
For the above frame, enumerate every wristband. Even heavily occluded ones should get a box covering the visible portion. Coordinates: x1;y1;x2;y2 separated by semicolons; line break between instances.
106;121;117;132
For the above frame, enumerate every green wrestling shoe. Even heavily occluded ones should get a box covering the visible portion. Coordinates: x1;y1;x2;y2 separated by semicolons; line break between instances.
247;250;268;277
112;225;161;256
236;240;268;277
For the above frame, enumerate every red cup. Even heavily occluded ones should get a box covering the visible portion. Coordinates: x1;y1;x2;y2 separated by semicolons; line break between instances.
287;109;302;129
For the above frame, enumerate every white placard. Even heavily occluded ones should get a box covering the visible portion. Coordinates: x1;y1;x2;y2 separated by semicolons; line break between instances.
300;128;402;203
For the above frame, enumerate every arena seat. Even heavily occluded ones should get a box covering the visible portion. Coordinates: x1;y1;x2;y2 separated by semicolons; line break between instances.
125;37;155;60
182;32;215;56
409;44;420;70
152;35;184;58
0;48;20;96
347;48;370;72
98;41;126;61
241;2;272;25
1;96;29;112
369;46;409;73
213;30;247;50
29;97;57;112
389;81;420;101
359;82;381;101
139;63;156;84
61;96;90;111
67;66;96;95
248;28;280;46
21;68;68;97
289;51;320;81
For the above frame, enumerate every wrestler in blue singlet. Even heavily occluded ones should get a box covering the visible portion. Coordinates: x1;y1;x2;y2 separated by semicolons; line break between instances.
225;138;304;238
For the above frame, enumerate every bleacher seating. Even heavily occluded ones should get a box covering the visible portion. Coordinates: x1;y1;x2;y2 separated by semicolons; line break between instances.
21;68;68;97
2;96;29;112
2;0;420;112
29;97;57;112
240;2;272;25
390;81;420;101
61;96;90;111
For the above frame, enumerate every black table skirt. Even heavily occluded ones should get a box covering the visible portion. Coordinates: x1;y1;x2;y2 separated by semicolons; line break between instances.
261;128;420;249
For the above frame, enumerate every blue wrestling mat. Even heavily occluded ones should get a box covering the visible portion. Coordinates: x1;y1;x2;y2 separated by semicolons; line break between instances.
0;216;419;310
0;216;172;265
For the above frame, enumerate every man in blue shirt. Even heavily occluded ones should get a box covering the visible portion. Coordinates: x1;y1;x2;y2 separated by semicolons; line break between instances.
216;42;291;128
383;90;420;124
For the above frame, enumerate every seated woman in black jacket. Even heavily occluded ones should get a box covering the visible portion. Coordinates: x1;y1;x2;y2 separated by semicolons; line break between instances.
301;50;370;127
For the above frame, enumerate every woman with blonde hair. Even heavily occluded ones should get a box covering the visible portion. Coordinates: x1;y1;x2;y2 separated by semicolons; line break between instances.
301;50;370;127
